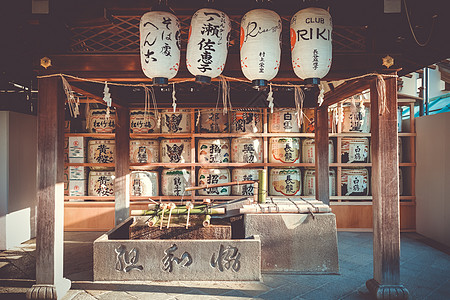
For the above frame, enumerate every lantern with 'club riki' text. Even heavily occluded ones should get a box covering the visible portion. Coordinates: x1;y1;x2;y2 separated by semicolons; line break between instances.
186;8;231;84
240;9;282;88
290;7;332;85
140;5;181;86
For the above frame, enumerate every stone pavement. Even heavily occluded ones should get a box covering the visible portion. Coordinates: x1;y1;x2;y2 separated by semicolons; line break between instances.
0;231;449;299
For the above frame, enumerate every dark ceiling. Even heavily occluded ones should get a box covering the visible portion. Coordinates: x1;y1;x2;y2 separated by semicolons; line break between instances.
0;0;449;111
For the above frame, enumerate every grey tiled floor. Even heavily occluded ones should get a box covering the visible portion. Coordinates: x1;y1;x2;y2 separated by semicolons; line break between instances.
0;231;449;299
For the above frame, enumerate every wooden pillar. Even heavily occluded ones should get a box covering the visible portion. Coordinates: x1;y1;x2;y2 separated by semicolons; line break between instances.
315;106;330;204
114;105;130;225
366;75;409;299
27;77;70;299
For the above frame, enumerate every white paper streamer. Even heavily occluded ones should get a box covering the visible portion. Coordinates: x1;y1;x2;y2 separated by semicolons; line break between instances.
172;83;177;112
267;83;274;113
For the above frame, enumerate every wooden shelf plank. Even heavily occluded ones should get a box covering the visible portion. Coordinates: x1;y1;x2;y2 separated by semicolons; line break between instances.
65;133;115;138
64;196;115;201
65;163;115;167
130;133;191;138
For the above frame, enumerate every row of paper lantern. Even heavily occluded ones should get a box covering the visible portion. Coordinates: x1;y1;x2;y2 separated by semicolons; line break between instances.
140;6;332;86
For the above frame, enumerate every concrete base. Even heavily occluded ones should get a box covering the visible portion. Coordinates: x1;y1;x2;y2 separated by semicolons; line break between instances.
94;218;261;281
366;279;410;299
244;213;339;273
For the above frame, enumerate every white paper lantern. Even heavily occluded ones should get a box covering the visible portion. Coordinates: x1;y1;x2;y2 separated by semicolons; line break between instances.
290;7;332;84
140;11;181;85
240;9;282;88
186;8;231;83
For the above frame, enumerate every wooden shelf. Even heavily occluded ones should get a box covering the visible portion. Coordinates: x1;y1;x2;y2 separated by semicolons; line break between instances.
65;133;115;138
65;196;115;201
130;133;191;139
65;163;115;167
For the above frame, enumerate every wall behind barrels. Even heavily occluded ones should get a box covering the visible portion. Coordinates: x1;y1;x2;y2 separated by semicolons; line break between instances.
416;111;450;247
0;111;37;250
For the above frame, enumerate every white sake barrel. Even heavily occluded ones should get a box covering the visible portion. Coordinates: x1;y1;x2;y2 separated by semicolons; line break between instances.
301;138;334;164
198;139;230;164
269;168;302;196
160;139;191;163
397;107;402;133
231;168;260;196
198;109;229;133
87;139;115;170
88;109;115;133
302;108;316;133
341;137;370;163
303;168;336;196
130;171;158;197
88;171;115;196
341;168;369;196
161;109;191;133
342;104;370;133
398;137;403;163
129;110;160;133
198;168;230;196
231;138;263;163
129;140;159;168
269;108;300;133
161;169;191;196
399;168;403;196
269;137;300;163
230;110;262;133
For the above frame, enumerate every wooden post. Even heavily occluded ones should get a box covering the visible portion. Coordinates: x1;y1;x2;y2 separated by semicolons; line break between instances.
315;106;330;204
114;105;130;225
366;75;409;299
27;77;71;299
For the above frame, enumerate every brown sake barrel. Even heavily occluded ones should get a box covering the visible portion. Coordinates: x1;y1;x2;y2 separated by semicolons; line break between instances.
269;108;300;133
269;168;302;196
231;138;263;163
198;139;230;164
129;109;160;133
161;109;191;133
269;137;300;163
341;137;370;163
230;110;262;133
160;139;191;163
197;168;231;196
129;139;160;166
303;168;336;196
87;139;115;170
88;171;115;197
342;103;371;133
88;109;115;133
231;168;260;196
161;169;191;196
130;171;159;197
301;138;334;164
341;168;369;196
198;109;229;133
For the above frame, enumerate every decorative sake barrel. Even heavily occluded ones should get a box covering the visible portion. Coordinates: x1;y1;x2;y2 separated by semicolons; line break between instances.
231;168;260;196
399;168;403;196
230;110;262;133
341;137;370;163
302;108;333;133
269;168;302;196
301;138;334;164
129;140;159;167
160;139;191;163
398;137;403;163
303;168;336;196
198;168;231;196
397;107;402;133
161;109;191;133
161;169;191;196
341;168;369;196
269;137;300;163
198;109;229;133
342;104;371;133
88;109;115;133
130;171;159;197
88;171;115;197
88;140;115;170
198;139;230;164
129;110;160;133
231;138;263;163
269;109;300;133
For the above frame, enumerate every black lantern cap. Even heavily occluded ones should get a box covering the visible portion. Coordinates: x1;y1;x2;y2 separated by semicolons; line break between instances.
195;75;212;84
252;79;268;89
153;77;168;86
304;78;320;86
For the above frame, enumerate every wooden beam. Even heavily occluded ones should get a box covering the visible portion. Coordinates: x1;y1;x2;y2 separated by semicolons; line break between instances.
322;78;371;107
366;74;409;299
71;83;126;109
315;105;330;204
115;105;130;225
27;77;71;299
